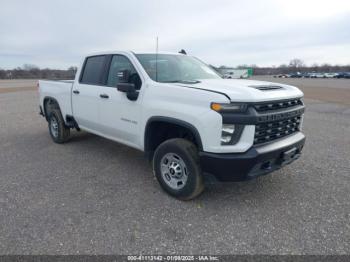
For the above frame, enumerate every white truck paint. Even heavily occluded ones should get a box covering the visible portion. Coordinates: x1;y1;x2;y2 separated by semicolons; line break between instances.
39;51;306;199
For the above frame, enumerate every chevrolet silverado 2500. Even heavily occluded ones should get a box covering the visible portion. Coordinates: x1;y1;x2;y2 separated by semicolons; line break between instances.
39;51;305;200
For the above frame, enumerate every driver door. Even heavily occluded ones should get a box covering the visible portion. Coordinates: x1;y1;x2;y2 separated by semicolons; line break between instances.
98;54;143;148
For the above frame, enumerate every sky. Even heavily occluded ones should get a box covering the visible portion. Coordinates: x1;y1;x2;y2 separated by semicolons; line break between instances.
0;0;350;69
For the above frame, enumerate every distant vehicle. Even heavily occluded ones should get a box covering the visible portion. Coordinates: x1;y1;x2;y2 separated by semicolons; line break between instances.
320;73;337;78
301;73;311;78
38;51;305;200
309;73;324;78
335;72;350;79
334;73;345;78
274;74;290;78
223;69;250;79
289;72;302;78
323;73;337;78
308;73;316;78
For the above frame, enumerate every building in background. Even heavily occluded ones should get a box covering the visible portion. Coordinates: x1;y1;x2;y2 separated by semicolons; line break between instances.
218;67;253;79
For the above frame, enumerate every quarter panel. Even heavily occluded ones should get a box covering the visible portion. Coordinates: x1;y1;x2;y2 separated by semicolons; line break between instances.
39;80;73;121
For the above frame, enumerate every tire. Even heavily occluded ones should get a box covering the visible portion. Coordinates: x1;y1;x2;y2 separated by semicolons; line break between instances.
153;138;204;200
48;109;70;144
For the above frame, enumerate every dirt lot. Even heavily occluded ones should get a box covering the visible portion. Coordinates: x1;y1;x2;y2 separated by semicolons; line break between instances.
0;80;38;93
252;76;350;106
0;79;349;254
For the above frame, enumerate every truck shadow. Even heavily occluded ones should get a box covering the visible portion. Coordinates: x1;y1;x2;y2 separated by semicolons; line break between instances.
67;130;98;143
43;130;297;205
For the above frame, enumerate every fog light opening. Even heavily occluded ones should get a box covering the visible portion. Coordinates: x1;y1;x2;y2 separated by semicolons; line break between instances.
261;161;272;170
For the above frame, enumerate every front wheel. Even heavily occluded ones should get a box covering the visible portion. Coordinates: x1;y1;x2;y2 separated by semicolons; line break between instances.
153;138;204;200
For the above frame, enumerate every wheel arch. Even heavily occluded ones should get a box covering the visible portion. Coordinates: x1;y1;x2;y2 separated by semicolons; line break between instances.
144;116;203;159
43;96;62;121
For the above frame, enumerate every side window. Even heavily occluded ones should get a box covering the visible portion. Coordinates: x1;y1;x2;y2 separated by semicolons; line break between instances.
107;55;142;90
80;56;106;85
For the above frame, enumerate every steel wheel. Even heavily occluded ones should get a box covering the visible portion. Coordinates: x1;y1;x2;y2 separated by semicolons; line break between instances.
50;115;59;138
153;138;204;200
160;153;188;190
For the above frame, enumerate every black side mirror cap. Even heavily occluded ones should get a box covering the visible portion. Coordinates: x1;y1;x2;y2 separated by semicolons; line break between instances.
117;82;135;93
117;83;138;101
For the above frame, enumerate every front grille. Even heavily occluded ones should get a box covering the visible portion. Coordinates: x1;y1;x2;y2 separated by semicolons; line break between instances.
254;116;302;145
254;98;303;112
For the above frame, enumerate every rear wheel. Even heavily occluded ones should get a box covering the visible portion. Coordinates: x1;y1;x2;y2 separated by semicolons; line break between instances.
153;138;204;200
48;109;70;143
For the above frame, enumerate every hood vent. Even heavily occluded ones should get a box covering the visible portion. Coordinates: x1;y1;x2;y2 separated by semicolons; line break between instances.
249;85;283;91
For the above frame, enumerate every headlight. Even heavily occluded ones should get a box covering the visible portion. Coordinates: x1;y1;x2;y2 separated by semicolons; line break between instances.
221;124;244;145
211;102;247;113
210;102;246;145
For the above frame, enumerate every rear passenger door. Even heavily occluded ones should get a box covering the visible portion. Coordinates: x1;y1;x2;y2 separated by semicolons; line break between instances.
72;55;107;132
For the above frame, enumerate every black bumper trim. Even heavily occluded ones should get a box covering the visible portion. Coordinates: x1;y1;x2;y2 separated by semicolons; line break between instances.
199;132;305;182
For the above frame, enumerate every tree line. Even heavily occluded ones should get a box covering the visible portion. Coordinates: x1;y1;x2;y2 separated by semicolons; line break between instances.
1;59;350;79
211;59;350;75
0;64;77;79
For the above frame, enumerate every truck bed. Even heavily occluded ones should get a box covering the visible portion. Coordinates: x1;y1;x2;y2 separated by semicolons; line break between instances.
39;80;74;118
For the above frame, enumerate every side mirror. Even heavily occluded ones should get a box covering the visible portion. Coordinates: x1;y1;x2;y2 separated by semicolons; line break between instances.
117;83;138;101
116;69;139;101
117;82;135;93
117;69;130;83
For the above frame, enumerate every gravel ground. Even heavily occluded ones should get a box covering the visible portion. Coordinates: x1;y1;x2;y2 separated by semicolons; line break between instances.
0;80;38;89
0;81;349;255
252;76;350;106
0;80;38;94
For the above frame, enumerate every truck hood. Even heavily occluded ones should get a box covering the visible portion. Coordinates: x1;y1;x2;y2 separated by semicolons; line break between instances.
175;79;303;102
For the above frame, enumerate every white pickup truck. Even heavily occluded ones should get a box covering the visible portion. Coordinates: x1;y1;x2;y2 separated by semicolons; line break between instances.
39;51;305;200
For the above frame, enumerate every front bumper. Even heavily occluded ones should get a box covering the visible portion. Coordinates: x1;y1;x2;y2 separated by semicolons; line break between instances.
199;132;305;182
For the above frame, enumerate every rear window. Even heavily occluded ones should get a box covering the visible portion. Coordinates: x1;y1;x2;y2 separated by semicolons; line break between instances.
80;56;106;85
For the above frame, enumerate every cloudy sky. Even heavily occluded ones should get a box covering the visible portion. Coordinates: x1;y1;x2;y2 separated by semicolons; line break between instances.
1;0;350;69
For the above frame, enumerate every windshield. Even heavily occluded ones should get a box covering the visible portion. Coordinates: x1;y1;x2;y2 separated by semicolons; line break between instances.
135;54;221;83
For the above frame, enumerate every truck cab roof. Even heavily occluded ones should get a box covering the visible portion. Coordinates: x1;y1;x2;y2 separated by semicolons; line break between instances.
85;50;186;57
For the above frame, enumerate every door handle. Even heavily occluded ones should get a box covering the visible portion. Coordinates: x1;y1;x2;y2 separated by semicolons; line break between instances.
73;90;80;94
100;94;109;99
